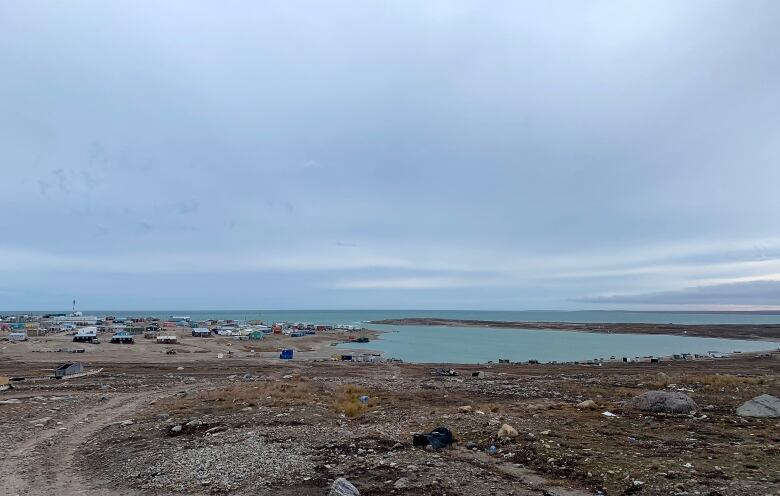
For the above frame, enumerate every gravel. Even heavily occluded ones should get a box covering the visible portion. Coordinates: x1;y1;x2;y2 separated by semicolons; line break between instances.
122;431;315;492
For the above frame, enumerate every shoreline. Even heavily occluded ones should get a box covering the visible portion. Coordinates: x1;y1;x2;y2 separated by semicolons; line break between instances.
369;318;780;342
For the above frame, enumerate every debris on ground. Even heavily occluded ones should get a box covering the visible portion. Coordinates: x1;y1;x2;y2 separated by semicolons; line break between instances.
412;426;453;449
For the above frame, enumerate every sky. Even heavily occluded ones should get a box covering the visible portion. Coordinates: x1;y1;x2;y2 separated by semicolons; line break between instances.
1;1;780;311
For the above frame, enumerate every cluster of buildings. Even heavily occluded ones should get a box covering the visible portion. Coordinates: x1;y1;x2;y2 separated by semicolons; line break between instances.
1;311;368;348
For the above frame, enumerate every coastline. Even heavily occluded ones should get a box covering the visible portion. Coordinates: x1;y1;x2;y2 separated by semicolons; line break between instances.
369;318;780;342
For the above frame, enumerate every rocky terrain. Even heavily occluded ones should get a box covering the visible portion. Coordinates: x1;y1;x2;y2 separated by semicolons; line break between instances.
1;355;779;495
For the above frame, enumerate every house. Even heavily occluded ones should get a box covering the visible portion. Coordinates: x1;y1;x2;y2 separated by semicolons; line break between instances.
191;328;211;337
73;327;98;343
110;331;134;344
52;313;99;325
55;362;83;378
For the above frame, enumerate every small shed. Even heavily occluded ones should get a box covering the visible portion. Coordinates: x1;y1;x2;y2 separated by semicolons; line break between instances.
9;331;28;342
156;335;177;344
55;362;83;378
249;331;264;340
279;348;294;360
191;328;211;337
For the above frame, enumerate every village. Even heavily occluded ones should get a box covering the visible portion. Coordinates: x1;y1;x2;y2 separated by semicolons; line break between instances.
0;310;381;365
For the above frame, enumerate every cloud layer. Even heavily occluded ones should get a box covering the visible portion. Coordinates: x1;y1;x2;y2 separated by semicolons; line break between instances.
1;1;779;310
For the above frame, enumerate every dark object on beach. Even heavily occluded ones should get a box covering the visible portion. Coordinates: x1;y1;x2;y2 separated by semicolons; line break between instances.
626;390;698;414
413;427;453;449
435;368;457;376
353;336;369;343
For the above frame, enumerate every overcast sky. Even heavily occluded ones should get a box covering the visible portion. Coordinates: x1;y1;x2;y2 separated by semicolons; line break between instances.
2;1;780;311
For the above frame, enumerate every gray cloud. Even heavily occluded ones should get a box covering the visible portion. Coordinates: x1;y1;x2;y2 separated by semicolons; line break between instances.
1;1;779;309
577;280;780;306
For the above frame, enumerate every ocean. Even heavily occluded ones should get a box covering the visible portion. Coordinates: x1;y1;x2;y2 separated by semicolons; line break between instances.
18;309;780;325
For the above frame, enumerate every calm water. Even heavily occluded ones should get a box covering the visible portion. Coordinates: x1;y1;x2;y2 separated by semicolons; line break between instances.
341;325;777;363
11;309;780;363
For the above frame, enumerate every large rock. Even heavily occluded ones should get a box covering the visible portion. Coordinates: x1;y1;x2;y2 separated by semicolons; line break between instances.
626;391;698;414
497;423;518;439
576;399;598;410
736;394;780;417
329;478;360;496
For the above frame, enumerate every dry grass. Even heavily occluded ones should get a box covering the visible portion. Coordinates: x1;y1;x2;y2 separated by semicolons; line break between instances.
694;374;773;387
149;376;322;415
333;384;377;417
645;372;776;390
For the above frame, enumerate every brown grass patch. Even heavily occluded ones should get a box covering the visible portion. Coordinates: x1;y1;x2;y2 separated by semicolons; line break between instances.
333;385;377;417
149;377;322;416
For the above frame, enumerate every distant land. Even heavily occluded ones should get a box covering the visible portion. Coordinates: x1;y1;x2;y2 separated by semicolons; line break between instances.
369;318;780;342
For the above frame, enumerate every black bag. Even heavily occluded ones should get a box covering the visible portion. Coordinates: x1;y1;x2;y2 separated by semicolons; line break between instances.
413;427;453;449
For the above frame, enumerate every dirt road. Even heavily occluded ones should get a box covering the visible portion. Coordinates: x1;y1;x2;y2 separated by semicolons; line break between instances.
0;391;167;496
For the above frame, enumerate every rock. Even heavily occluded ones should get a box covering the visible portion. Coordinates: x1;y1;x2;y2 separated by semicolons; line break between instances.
736;394;780;417
540;430;551;436
626;391;698;414
458;405;473;413
120;419;134;427
656;372;670;380
498;423;518;439
29;417;52;425
176;366;184;371
391;442;403;450
0;399;21;404
576;399;598;409
524;432;536;441
169;424;183;434
329;477;360;496
394;477;410;489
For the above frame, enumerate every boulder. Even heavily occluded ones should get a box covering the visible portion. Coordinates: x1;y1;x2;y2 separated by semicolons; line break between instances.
329;477;360;496
497;423;518;439
576;399;598;410
458;405;473;413
736;394;780;417
626;391;698;414
394;477;410;490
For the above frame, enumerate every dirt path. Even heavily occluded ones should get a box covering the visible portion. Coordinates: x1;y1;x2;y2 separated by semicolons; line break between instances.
0;391;164;496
